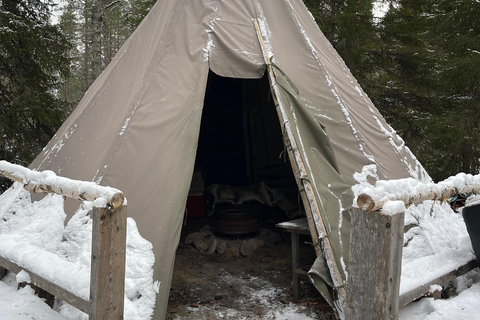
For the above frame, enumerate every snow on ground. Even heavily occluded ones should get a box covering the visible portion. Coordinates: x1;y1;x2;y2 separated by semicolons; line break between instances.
168;272;321;320
3;269;480;319
0;272;65;320
399;269;480;320
0;181;158;319
400;200;475;296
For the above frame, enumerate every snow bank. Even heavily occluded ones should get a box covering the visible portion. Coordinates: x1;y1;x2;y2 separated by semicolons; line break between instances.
465;194;480;208
401;201;474;295
0;276;66;320
0;182;157;319
400;270;480;320
352;169;477;298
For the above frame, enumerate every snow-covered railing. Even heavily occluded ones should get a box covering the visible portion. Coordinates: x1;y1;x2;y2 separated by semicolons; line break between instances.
345;172;480;320
357;173;480;212
0;160;127;320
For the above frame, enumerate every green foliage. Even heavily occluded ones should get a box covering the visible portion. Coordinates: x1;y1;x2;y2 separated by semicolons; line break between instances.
370;0;480;181
371;0;439;145
304;0;377;84
305;0;479;181
0;0;71;167
426;0;480;179
58;0;156;107
122;0;157;32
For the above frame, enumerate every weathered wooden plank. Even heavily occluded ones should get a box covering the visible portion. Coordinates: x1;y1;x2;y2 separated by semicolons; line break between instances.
345;208;404;320
399;259;478;307
0;160;129;319
292;232;301;299
89;204;127;319
276;217;310;234
0;256;91;313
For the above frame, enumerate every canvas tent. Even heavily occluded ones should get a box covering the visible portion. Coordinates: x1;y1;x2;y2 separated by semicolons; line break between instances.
30;0;430;318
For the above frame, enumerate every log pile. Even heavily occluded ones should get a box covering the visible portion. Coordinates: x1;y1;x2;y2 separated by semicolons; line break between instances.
185;225;281;257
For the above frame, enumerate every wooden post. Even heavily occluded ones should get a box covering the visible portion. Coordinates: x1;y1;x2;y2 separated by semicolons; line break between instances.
345;207;404;320
291;232;301;299
89;204;127;320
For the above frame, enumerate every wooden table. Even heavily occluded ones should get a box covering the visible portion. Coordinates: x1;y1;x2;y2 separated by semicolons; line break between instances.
276;217;311;299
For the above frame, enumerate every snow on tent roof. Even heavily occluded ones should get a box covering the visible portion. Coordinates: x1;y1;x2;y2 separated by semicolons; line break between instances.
29;0;430;318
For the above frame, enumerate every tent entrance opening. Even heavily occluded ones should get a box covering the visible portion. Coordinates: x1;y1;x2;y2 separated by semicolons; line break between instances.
189;70;302;234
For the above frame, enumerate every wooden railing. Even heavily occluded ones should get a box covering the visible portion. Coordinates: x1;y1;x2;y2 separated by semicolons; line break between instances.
344;173;480;319
0;161;127;319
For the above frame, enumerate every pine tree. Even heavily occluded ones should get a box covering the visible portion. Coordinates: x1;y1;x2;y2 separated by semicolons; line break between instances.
0;0;71;169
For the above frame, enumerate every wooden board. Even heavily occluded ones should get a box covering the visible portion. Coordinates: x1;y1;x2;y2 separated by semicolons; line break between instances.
276;217;310;234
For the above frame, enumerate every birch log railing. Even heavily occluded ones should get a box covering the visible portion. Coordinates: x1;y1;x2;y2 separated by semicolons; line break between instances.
0;161;127;320
345;173;480;320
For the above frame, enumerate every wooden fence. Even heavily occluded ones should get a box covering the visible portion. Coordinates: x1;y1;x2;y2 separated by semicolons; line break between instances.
344;175;480;319
0;161;127;319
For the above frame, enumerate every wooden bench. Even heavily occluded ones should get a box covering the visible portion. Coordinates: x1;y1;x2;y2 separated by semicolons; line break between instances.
276;217;311;299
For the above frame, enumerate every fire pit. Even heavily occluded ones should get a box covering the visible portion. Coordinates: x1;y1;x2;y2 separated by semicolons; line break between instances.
213;204;260;236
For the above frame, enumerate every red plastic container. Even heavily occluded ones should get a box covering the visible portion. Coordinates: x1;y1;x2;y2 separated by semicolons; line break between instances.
186;196;205;219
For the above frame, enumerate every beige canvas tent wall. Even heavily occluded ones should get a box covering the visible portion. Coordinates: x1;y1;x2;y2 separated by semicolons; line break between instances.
30;0;430;318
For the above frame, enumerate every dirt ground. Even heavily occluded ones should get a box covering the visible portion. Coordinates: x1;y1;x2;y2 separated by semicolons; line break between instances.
166;216;336;319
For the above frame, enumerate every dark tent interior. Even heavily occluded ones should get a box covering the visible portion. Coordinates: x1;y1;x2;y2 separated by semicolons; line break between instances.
169;73;321;318
197;71;294;188
190;70;303;224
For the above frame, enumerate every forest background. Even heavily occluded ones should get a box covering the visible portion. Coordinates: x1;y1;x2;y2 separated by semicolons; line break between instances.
1;0;479;190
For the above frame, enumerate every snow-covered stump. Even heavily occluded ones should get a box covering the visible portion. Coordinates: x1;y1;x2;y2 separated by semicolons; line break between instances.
0;160;127;319
345;206;404;320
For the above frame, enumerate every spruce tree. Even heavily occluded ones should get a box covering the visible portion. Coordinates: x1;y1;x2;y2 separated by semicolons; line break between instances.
372;0;480;180
0;0;71;169
373;0;438;143
304;0;377;86
426;0;480;179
